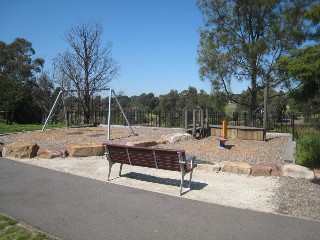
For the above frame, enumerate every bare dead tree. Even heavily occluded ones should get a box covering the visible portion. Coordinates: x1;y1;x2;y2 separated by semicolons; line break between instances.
53;21;119;124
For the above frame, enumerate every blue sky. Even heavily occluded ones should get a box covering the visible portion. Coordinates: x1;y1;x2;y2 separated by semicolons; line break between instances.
1;0;246;96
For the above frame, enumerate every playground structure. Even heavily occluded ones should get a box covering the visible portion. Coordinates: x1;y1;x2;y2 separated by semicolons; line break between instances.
185;109;210;138
42;88;135;141
43;95;279;142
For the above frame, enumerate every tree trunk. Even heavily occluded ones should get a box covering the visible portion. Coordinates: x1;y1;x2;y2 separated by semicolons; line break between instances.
250;89;258;114
83;93;91;124
6;111;14;125
248;52;259;116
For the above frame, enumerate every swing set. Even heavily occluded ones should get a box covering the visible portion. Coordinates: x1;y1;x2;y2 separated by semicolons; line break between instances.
42;88;135;141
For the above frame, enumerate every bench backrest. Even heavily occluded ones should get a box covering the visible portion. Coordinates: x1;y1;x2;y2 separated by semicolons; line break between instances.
105;144;187;172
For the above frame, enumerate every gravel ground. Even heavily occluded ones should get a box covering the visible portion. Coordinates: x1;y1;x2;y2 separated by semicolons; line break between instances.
275;177;320;222
0;125;288;165
156;135;288;165
1;125;319;221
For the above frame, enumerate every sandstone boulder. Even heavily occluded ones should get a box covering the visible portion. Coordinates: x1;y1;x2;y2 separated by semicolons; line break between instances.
51;148;68;158
126;139;167;147
220;161;251;175
251;163;281;176
67;144;104;157
314;169;320;179
37;149;53;159
282;164;315;180
2;142;39;158
161;133;192;143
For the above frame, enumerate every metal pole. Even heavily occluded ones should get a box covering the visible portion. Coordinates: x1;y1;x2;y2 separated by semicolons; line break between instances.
62;91;68;128
42;90;63;131
112;90;135;135
107;88;112;141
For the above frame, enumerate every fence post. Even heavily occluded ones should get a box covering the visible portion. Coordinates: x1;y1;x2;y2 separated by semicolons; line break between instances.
200;109;204;138
66;111;70;126
185;110;188;129
205;109;209;137
292;114;295;141
192;110;196;137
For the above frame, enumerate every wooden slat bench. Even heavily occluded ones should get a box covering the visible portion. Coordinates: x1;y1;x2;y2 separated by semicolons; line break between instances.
104;143;197;196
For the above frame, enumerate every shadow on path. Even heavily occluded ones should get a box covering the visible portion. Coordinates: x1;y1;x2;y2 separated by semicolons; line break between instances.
120;172;208;190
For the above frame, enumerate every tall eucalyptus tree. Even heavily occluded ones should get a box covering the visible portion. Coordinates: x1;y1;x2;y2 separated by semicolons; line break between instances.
197;0;313;113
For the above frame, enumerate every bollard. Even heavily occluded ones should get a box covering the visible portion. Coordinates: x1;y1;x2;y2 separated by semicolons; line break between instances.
222;120;227;139
218;120;228;149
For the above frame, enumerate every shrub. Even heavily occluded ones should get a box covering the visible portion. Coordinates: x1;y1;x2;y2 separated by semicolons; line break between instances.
295;129;320;168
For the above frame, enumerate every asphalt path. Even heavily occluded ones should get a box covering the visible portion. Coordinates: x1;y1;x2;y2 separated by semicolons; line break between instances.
0;157;319;240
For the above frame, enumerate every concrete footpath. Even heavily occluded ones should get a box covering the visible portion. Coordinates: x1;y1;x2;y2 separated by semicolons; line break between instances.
0;157;319;240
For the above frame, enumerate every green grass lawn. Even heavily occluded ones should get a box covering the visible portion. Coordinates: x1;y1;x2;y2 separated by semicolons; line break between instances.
0;118;65;134
0;214;58;240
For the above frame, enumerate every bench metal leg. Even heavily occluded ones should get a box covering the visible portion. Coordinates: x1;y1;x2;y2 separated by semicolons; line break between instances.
108;161;123;181
188;170;193;189
186;155;196;190
180;169;192;196
179;169;195;196
180;171;185;196
107;159;114;181
119;163;123;177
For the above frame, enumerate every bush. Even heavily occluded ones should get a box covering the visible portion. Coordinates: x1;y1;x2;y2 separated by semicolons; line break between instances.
295;129;320;168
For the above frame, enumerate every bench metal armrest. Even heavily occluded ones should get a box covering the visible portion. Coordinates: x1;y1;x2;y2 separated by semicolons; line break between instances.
187;155;196;169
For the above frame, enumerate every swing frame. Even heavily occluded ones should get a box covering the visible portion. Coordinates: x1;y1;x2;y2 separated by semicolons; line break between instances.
42;88;135;141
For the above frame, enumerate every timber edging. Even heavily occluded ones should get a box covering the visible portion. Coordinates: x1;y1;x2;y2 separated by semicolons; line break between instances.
210;125;266;141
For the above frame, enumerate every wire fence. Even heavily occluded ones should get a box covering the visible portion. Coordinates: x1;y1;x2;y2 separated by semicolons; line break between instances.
64;109;296;133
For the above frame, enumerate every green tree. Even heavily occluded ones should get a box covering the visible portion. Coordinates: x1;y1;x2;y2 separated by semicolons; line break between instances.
53;21;119;124
0;38;44;124
129;93;159;110
278;45;320;99
143;93;159;110
209;92;228;112
178;86;199;110
277;3;320;117
305;3;320;39
112;92;131;110
197;90;210;109
36;72;54;113
158;90;179;112
197;0;312;114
